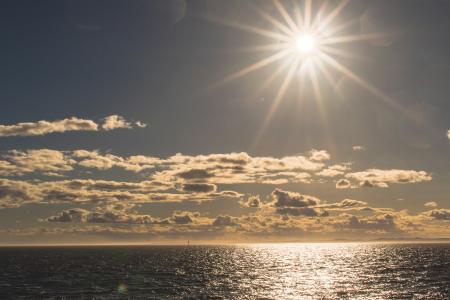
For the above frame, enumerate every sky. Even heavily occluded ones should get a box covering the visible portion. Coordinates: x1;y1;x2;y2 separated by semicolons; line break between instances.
0;0;449;244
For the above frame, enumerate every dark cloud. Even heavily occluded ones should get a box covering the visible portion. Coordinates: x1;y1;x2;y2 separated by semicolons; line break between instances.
240;195;261;208
428;209;450;220
276;207;327;217
47;208;89;223
176;169;214;180
46;204;160;224
212;215;238;226
336;179;351;189
181;183;216;193
347;214;397;231
271;188;320;208
323;199;368;209
170;211;200;224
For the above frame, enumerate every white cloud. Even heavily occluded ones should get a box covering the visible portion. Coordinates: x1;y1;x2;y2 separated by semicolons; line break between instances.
239;195;261;208
316;164;350;177
346;169;432;187
352;145;365;151
424;201;437;208
101;115;131;130
336;179;351;189
0;115;146;138
308;149;331;162
0;117;98;137
1;149;75;176
101;115;147;130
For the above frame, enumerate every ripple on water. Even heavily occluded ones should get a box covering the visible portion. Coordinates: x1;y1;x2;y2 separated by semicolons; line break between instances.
0;243;448;299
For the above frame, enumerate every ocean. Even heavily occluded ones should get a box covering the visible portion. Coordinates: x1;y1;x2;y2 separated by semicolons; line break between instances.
0;243;448;299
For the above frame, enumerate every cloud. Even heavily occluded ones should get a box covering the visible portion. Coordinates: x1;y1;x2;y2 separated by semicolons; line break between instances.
317;164;350;177
270;188;328;217
424;201;437;208
72;150;160;172
239;195;261;208
212;215;239;226
0;177;244;209
46;208;90;223
1;149;75;176
152;151;325;185
16;197;450;241
176;169;214;180
101;115;145;130
428;209;450;220
276;207;327;217
170;211;201;224
346;169;432;187
47;202;161;224
46;205;211;228
271;188;320;208
0;117;98;137
0;179;38;208
323;199;368;209
181;183;217;193
346;214;397;231
359;180;388;188
352;145;365;151
0;115;145;138
308;149;331;162
336;179;351;189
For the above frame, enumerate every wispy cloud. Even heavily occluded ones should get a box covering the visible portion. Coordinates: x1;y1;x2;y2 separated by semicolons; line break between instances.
345;169;432;187
352;145;365;151
424;201;438;208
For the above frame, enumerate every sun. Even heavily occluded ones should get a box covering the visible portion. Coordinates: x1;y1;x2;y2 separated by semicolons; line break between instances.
295;34;316;54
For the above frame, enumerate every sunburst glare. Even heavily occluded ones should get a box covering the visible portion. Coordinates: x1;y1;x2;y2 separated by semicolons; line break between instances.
295;34;316;54
207;0;396;148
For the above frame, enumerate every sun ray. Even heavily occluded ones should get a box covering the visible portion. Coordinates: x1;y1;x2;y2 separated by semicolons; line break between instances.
320;52;401;110
222;42;289;54
309;56;337;156
250;3;294;37
246;55;294;104
310;0;329;32
209;49;292;89
304;0;312;31
251;58;300;150
319;45;366;62
314;0;350;34
321;32;397;45
292;1;304;30
205;15;290;42
273;0;298;33
314;55;339;91
325;17;360;37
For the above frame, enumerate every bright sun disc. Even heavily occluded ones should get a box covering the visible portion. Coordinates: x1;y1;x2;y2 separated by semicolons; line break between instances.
296;35;315;54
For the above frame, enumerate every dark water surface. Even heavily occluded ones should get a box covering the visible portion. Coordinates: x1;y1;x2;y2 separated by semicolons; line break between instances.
0;243;449;299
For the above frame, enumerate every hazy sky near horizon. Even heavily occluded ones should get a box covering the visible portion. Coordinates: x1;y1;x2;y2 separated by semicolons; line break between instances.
0;0;449;243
